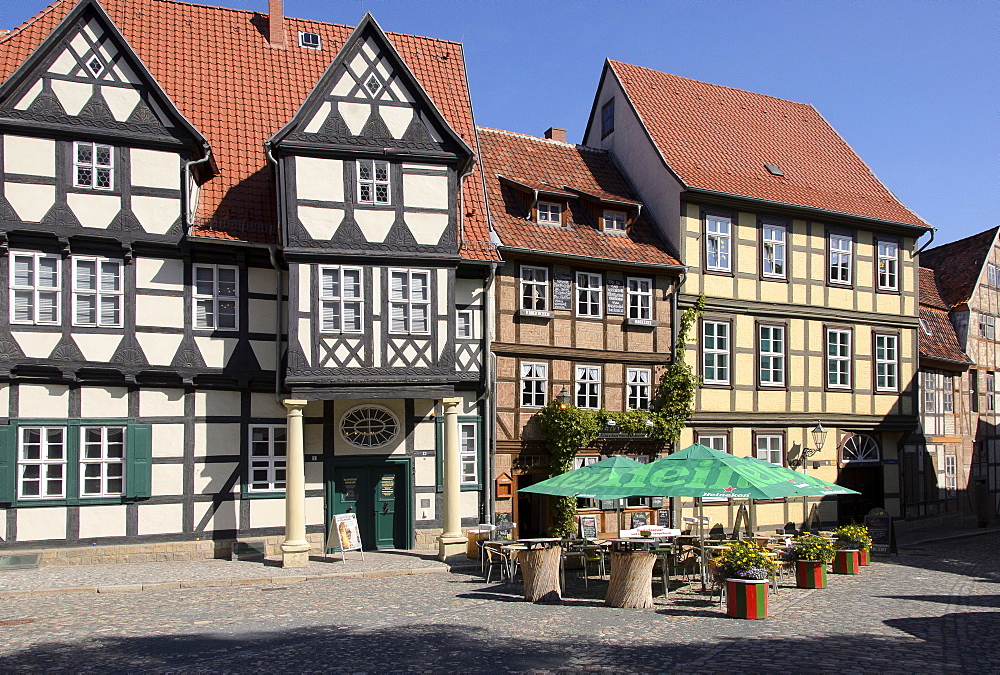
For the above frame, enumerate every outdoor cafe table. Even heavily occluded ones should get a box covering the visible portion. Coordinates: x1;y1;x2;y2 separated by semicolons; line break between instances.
604;538;667;609
516;538;562;603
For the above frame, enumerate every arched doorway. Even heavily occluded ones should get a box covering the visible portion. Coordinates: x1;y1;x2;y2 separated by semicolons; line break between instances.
837;433;884;523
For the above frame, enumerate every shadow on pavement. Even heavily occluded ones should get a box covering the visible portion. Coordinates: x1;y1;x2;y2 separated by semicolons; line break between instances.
876;594;1000;609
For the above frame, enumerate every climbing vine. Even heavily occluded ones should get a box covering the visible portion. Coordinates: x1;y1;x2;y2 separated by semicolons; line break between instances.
654;295;705;444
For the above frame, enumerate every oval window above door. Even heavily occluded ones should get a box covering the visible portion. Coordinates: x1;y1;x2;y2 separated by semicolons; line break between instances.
341;405;399;449
840;433;880;464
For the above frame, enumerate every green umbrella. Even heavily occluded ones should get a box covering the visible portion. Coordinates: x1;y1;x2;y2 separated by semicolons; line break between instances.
517;455;645;499
740;456;860;496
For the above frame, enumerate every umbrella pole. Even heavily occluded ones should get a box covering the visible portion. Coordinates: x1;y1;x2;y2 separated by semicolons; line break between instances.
698;498;707;592
802;496;809;532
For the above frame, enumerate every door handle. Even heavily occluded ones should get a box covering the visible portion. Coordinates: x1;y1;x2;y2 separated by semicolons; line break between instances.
382;502;390;514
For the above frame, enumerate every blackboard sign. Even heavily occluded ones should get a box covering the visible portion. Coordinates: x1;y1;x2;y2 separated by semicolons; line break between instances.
553;273;573;310
657;509;671;527
606;278;625;315
631;512;648;528
494;512;514;538
865;508;896;555
579;515;598;539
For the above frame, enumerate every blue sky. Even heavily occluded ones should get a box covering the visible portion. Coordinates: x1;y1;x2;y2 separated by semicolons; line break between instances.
7;0;998;245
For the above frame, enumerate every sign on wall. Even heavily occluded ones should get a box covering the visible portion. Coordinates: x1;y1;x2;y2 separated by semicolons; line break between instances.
579;515;599;539
606;278;625;315
553;273;573;310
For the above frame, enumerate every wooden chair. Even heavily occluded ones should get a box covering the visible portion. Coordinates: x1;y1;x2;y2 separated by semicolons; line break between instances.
705;558;727;608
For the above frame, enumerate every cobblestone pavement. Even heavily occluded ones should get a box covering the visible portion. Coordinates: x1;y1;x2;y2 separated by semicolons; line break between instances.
1;535;998;673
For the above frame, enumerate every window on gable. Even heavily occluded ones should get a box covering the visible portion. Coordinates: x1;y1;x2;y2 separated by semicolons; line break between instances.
988;263;999;287
980;314;996;340
626;367;651;410
365;73;382;96
520;265;549;312
877;240;899;291
826;328;852;389
10;251;60;325
86;55;104;77
705;215;731;272
73;142;113;190
575;365;601;409
627;277;652;321
829;234;853;285
72;256;122;328
521;362;548;408
603;210;626;232
919;318;932;335
298;31;322;50
390;269;430;334
758;324;785;387
601;99;615;137
193;264;238;330
576;271;602;318
537;201;561;225
247;425;287;493
357;159;390;205
762;223;786;279
875;333;898;392
702;320;731;385
319;266;363;333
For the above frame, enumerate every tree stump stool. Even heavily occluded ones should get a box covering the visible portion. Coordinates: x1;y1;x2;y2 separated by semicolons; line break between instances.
605;551;656;608
521;545;562;603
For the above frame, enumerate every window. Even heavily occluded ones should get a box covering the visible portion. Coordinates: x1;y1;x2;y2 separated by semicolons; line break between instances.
762;224;786;279
248;425;287;492
922;371;937;414
520;265;549;312
944;454;957;494
758;324;785;387
576;272;602;318
10;251;60;325
705;215;731;272
573;455;600;470
702;320;730;385
841;434;880;463
826;328;851;389
829;234;852;285
980;314;996;340
944;375;954;413
357;159;390;205
537;201;561;225
989;372;997;413
298;31;322;49
389;270;430;334
988;263;999;287
627;277;652;321
626;368;651;410
193;264;238;330
971;370;980;413
341;406;399;449
86;55;104;77
73;142;113;190
877;240;898;290
698;434;727;452
875;334;898;392
319;266;363;333
79;426;125;497
456;310;473;339
72;257;122;327
435;416;482;491
520;362;547;407
460;422;479;485
755;434;783;465
575;365;601;409
601;99;614;137
18;427;66;499
603;210;626;232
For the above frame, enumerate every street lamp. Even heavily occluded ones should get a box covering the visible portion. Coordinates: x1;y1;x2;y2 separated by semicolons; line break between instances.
789;422;828;471
556;387;571;409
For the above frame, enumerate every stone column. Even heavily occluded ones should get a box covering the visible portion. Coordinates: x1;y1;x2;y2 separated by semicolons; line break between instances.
281;399;311;568
438;397;466;561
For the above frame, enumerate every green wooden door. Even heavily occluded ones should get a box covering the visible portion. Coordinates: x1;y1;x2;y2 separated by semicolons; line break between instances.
329;461;409;551
330;467;376;549
373;465;403;549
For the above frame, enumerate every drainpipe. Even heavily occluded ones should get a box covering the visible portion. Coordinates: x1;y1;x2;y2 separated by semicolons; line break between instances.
182;143;213;231
481;261;498;525
916;227;937;255
264;141;286;405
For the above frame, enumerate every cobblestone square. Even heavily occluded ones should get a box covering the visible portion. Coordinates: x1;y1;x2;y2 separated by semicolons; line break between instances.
1;534;998;673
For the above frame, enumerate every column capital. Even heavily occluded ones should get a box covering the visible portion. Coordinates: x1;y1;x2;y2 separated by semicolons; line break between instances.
283;399;309;412
441;396;462;412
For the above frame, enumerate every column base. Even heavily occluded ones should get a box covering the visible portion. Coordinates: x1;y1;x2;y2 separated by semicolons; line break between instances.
437;534;466;562
280;542;312;568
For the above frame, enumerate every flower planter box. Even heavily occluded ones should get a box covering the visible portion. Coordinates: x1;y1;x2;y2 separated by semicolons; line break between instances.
725;578;768;619
832;549;859;575
795;560;828;588
859;549;870;566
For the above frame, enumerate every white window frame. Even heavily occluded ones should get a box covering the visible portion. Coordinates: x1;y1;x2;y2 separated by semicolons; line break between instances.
520;362;547;408
537;201;561;225
9;251;61;326
389;269;431;335
875;333;899;392
989;263;999;287
944;454;957;493
877;240;899;291
762;224;786;279
357;159;391;205
829;234;853;285
758;324;785;387
17;426;67;500
603;210;626;232
73;141;114;190
520;265;549;312
626;367;651;410
705;215;731;272
247;425;287;493
297;31;322;49
575;365;601;409
826;328;852;389
627;277;652;321
79;426;126;497
193;264;238;330
456;309;474;339
702;320;730;385
72;256;122;328
460;422;479;485
755;434;783;465
944;375;955;413
319;266;364;333
576;272;602;318
980;314;996;340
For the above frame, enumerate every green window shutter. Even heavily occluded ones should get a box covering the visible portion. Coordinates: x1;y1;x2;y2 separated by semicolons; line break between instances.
126;424;152;499
0;425;15;504
435;417;443;492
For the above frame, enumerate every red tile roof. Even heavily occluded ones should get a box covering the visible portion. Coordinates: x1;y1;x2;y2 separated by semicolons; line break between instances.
0;0;497;259
608;61;928;228
920;226;999;308
919;308;970;367
919;267;947;310
477;127;682;268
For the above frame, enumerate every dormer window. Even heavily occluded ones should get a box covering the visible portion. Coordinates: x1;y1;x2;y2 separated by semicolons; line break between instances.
537;202;561;225
298;31;322;50
603;210;626;232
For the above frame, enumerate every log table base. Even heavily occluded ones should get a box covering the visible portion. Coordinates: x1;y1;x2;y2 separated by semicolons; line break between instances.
605;551;656;608
521;546;562;603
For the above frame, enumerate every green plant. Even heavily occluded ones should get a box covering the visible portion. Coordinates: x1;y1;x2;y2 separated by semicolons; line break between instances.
654;296;705;444
537;400;601;538
834;523;872;551
715;540;778;580
793;534;836;563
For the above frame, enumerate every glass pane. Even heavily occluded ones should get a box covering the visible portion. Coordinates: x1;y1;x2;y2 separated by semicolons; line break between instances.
343;269;362;298
38;257;58;288
13;291;33;322
95;145;112;166
13;256;33;286
100;295;120;325
375;184;389;203
195;267;215;295
411;274;428;301
196;299;213;327
75;260;97;290
76;294;97;325
322;269;339;298
96;168;112;189
84;464;102;478
76;166;93;187
358;162;372;181
217;301;237;328
107;478;123;494
217;268;237;297
76;143;92;163
100;262;120;291
411;305;428;332
343;302;361;331
37;292;58;323
375;163;388;182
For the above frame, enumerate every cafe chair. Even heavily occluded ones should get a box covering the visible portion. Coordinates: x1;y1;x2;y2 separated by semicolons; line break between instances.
559;540;590;589
483;546;510;584
706;558;727;608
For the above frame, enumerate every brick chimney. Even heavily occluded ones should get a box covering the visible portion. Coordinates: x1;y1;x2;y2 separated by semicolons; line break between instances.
544;127;567;143
268;0;285;49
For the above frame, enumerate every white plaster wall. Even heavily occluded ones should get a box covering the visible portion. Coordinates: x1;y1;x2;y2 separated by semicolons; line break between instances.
138;503;183;535
0;384;8;418
152;463;184;495
18;383;69;418
247;267;279;295
414;455;436;486
80;386;128;418
73;334;123;363
130;148;180;189
193;500;238;531
305;460;323;489
193;337;237;369
151;423;185;458
298;206;344;240
135;294;185;328
195;390;241;416
0;509;6;541
135;333;183;366
354;209;394;243
250;392;285;418
78;504;126;538
135;257;184;290
17;507;67;541
3;135;55;176
304;422;324;457
249;498;286;529
413;400;436;452
460;490;479;518
10;331;59;359
194;462;238;494
67;192;120;229
295;156;344;202
305;495;324;526
131;196;180;234
402;173;448;209
194;423;241;457
248;298;276;334
51;79;92;116
250;341;276;371
405;212;448;245
101;86;140;122
5;182;54;222
455;278;482;306
415;491;435;521
139;388;185;417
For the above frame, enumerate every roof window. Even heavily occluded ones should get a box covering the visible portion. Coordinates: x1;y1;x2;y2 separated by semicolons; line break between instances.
764;164;784;176
86;55;104;77
298;32;322;50
365;74;382;96
919;318;932;336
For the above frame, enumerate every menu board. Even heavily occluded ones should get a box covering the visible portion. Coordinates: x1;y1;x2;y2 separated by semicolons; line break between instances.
865;508;895;555
326;512;363;557
631;512;648;528
579;515;599;539
657;509;671;526
553;273;573;310
606;278;625;315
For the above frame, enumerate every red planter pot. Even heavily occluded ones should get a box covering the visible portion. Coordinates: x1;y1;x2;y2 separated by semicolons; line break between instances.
832;549;860;575
795;560;828;588
725;579;769;619
859;549;870;566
